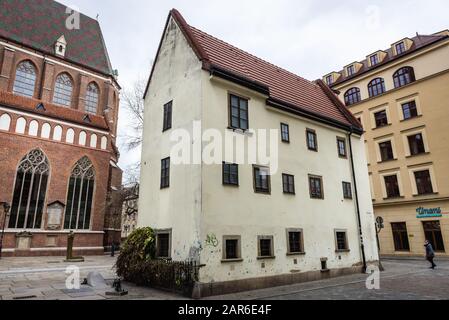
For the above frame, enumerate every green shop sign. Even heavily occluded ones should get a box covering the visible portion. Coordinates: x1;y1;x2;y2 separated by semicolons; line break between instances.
416;207;443;218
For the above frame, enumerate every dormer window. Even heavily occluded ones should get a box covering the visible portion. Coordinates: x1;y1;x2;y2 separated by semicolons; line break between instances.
55;35;67;57
347;65;355;77
396;42;406;55
370;54;379;66
326;75;333;85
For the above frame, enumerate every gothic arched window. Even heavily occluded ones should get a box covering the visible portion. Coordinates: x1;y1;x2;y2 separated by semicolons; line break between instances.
85;83;99;114
9;149;49;229
53;73;73;107
13;61;37;98
64;157;95;230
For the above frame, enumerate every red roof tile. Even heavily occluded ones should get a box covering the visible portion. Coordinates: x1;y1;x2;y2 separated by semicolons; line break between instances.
144;9;361;130
0;91;109;130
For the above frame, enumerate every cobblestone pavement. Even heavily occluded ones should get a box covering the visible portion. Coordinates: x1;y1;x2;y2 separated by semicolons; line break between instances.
0;255;186;300
207;259;449;300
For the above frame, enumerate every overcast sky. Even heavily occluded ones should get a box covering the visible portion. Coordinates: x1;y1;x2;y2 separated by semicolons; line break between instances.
58;0;449;178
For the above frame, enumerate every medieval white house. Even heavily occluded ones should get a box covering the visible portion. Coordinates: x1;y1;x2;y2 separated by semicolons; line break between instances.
138;9;379;297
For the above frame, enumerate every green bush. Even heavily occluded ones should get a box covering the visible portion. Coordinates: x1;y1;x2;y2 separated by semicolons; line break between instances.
115;227;156;281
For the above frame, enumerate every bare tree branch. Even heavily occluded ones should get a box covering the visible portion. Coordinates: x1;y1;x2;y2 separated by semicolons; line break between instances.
121;78;145;152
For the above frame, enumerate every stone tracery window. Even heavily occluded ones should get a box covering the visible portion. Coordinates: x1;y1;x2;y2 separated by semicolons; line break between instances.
13;61;37;98
9;149;49;229
64;157;95;230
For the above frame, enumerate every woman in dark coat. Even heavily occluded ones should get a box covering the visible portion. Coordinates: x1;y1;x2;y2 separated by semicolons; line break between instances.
425;240;436;269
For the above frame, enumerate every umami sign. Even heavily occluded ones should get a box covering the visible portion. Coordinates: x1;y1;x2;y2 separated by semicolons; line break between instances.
416;207;446;218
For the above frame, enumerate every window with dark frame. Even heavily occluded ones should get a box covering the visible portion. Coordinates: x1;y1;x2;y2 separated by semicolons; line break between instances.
254;166;270;194
347;65;355;76
368;78;386;97
408;133;426;156
326;75;333;85
344;87;361;106
414;170;434;195
379;141;394;162
223;163;239;186
287;231;303;254
374;110;389;128
395;42;406;55
393;67;415;88
336;231;349;251
337;137;347;158
229;94;249;130
156;233;170;258
160;158;170;189
370;54;379;66
224;238;240;260
163;101;173;131
281;123;290;143
282;174;295;195
402;101;418;120
258;237;273;258
306;129;318;151
391;223;410;251
342;182;352;199
309;176;323;199
423;221;445;252
384;175;401;198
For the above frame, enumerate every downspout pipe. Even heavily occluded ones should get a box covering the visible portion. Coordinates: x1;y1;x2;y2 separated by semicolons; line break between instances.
348;127;367;273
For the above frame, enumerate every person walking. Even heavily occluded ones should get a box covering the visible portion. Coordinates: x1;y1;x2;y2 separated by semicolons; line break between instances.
425;240;436;269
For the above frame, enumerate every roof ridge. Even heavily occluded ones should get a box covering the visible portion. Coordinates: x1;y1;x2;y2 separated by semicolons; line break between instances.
188;24;318;88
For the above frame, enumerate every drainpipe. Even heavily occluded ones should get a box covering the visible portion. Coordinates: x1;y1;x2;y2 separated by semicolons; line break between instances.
348;128;367;273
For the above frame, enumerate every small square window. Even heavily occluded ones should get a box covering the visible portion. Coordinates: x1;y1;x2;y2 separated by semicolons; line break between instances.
253;166;271;194
258;236;274;258
335;231;349;252
408;133;426;156
306;129;318;151
309;175;324;199
396;42;406;55
374;110;388;128
282;174;295;195
223;163;239;186
222;236;241;261
402;101;418;120
287;229;304;254
337;137;347;158
281;123;290;143
342;182;352;199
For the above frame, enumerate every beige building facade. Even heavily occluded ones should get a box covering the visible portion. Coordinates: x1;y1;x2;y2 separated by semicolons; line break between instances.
324;31;449;257
138;10;378;297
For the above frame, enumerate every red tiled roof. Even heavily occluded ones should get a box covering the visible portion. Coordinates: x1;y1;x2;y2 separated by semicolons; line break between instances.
0;91;109;130
145;9;361;131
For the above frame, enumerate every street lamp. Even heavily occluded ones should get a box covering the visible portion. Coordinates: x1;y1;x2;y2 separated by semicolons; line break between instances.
0;202;11;259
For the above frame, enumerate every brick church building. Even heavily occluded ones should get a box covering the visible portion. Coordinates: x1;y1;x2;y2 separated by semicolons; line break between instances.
0;0;122;256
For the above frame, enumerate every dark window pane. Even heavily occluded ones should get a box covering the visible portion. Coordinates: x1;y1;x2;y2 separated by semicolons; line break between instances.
336;232;348;250
393;67;415;88
343;182;352;199
391;223;410;251
307;130;317;151
254;167;270;193
423;221;445;252
337;138;347;157
157;233;170;258
379;141;394;161
281;123;290;142
229;94;249;130
402;101;418;120
344;88;361;106
384;175;401;198
414;170;433;195
374;110;388;127
368;78;386;97
161;158;170;189
223;163;239;186
408;134;425;155
259;239;272;257
288;232;302;253
309;177;323;199
163;101;173;131
282;174;295;194
225;239;238;259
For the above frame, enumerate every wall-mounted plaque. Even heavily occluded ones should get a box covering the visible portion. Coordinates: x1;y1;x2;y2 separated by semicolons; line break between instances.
47;201;65;230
